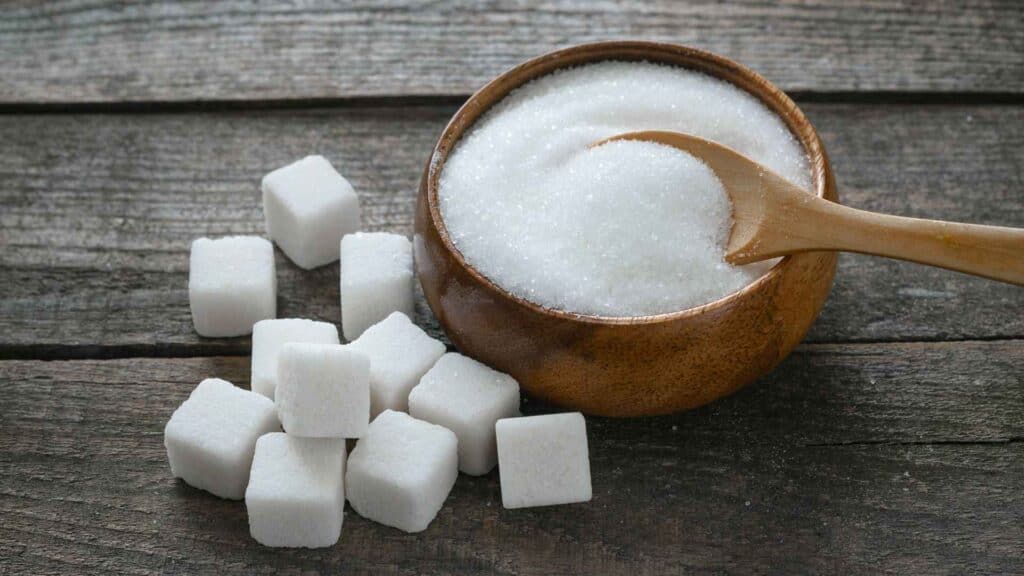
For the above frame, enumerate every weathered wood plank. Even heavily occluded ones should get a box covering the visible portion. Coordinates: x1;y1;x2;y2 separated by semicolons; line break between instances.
1;104;1021;355
1;1;1022;104
1;342;1021;574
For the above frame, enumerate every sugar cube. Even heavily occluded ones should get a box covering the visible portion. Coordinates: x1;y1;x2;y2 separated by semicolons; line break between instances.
276;343;370;438
245;433;347;548
164;378;280;499
340;232;414;340
347;312;446;417
409;353;519;475
495;412;592;509
345;410;458;533
188;236;276;337
262;155;361;270
251;318;340;400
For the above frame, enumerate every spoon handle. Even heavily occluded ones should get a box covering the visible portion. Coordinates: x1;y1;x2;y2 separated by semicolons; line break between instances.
736;195;1024;285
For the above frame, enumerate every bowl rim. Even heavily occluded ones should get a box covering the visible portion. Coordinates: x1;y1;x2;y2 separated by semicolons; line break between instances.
425;40;831;326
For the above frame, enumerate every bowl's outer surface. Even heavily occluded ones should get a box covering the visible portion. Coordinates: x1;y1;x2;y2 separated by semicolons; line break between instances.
416;41;838;416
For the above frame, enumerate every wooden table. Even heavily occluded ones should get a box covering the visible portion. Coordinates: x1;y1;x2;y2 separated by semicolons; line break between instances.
1;2;1021;574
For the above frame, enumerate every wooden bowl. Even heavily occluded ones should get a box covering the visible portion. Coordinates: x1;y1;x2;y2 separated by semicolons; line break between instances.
415;41;837;417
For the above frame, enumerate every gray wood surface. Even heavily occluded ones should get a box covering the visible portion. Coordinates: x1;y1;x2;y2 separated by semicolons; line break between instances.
1;1;1023;104
1;345;1021;575
1;2;1022;573
1;104;1022;357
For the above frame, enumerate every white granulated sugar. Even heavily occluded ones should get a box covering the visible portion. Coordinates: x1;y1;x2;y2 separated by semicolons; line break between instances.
439;61;811;316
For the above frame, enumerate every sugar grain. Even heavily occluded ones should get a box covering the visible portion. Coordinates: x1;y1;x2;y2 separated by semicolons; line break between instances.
440;62;811;316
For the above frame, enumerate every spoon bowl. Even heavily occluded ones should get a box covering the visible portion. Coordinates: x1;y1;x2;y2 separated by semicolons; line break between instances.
415;41;838;416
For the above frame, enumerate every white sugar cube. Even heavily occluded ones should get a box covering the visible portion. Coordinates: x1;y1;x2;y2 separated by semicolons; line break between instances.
245;433;347;548
262;155;361;270
251;318;340;400
276;343;370;438
495;413;592;509
340;232;414;340
189;236;277;337
164;378;280;499
409;353;519;475
346;410;457;533
347;312;446;417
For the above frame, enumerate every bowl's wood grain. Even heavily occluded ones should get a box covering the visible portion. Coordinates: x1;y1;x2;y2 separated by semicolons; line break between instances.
415;41;838;416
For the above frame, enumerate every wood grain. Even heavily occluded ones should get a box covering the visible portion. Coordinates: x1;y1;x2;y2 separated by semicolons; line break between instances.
2;4;1020;573
1;342;1020;575
1;104;1021;356
1;1;1022;104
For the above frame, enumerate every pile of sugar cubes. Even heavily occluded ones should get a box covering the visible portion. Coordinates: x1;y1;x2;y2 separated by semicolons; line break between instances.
167;155;593;547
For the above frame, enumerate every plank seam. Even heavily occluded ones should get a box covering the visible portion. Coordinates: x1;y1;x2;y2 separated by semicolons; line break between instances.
0;336;1020;362
0;91;1021;115
805;437;1022;448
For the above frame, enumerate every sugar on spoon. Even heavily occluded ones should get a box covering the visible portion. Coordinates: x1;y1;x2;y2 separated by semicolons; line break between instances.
597;131;1024;285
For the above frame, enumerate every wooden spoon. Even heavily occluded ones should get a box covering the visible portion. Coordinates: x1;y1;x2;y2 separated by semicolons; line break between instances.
598;130;1024;285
